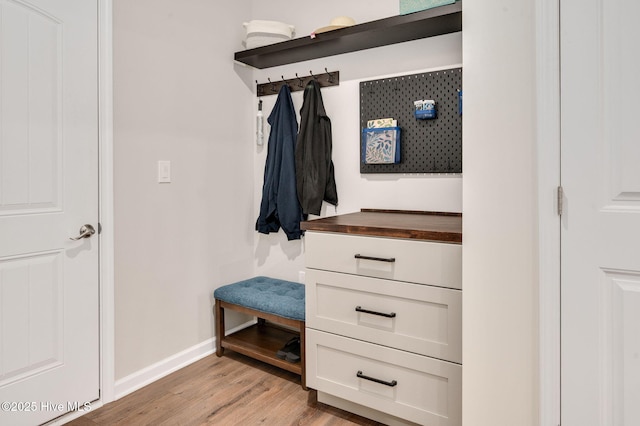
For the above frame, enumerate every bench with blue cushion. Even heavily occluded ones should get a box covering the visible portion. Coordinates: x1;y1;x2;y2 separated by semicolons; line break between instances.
213;276;306;389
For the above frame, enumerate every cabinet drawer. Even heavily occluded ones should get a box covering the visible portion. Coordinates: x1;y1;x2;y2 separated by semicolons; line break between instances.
304;232;462;289
306;269;461;363
306;329;462;426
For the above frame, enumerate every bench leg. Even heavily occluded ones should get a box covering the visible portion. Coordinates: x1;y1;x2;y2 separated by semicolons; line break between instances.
215;299;225;357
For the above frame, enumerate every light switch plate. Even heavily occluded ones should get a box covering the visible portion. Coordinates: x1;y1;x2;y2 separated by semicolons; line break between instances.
158;160;171;183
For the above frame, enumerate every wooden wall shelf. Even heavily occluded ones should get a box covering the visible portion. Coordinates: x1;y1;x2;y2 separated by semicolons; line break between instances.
234;3;462;69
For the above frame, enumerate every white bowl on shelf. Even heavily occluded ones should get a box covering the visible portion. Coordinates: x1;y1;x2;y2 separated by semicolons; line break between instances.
243;20;295;49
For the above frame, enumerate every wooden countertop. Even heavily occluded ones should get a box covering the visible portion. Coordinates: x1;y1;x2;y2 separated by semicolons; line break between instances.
300;209;462;243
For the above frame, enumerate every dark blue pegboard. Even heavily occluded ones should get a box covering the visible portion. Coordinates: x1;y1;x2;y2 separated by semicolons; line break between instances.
360;67;462;173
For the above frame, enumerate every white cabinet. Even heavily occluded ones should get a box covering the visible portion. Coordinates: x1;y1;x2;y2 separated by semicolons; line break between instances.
302;211;462;426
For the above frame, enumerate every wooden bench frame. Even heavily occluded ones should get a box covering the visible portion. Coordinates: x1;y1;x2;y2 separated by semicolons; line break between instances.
215;299;306;390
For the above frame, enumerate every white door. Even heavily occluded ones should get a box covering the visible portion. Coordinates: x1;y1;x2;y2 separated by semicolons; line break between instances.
561;0;640;424
0;1;99;425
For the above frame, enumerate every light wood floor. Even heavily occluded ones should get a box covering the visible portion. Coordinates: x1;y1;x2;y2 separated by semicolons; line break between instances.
67;352;383;426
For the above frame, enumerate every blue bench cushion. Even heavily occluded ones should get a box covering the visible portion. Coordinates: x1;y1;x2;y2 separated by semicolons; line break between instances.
214;276;305;321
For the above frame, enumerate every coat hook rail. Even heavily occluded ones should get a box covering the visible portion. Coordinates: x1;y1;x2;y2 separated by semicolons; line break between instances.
256;70;340;97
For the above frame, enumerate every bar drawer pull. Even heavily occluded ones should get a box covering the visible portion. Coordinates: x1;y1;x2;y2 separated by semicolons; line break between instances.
354;254;396;263
355;306;396;318
357;371;398;387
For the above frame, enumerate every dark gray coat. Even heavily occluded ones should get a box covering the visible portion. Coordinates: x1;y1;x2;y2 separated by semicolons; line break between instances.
295;80;338;216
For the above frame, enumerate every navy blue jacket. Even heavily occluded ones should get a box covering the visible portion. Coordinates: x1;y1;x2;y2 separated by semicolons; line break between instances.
295;80;338;216
255;85;304;240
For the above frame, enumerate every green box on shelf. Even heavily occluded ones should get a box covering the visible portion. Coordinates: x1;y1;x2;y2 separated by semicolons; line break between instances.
399;0;455;15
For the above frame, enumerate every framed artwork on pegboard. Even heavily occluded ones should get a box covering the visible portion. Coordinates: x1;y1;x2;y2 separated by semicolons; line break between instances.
360;67;462;174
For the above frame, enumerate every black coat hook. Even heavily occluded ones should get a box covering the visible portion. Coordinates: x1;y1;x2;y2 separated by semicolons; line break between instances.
256;80;264;97
295;73;304;88
325;68;335;83
268;78;277;92
310;70;317;80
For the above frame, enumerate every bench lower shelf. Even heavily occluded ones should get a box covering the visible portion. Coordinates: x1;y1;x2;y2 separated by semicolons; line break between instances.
215;299;306;389
222;322;301;375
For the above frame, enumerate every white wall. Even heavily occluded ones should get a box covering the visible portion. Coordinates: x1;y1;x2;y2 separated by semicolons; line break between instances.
113;0;255;380
462;1;540;425
249;0;463;281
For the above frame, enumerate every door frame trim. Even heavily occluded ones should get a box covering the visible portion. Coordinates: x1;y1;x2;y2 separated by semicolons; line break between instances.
98;0;115;404
536;0;561;424
49;2;113;423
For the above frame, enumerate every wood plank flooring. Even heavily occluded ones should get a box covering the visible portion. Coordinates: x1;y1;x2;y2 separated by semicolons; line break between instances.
68;352;383;426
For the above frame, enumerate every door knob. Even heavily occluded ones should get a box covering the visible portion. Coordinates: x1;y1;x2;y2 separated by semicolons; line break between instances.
69;224;96;241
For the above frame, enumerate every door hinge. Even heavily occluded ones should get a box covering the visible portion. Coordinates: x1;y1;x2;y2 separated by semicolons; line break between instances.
557;186;564;216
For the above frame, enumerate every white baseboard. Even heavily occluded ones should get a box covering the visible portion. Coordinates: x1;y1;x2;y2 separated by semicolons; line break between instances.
114;320;254;400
